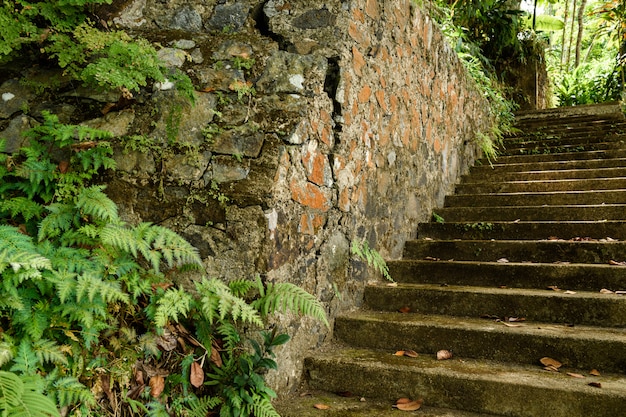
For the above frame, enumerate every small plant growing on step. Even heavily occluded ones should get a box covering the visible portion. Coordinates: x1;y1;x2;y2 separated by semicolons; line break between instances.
432;212;445;224
351;240;393;282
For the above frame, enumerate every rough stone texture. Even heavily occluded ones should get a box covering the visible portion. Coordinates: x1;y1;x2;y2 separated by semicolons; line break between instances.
1;0;494;397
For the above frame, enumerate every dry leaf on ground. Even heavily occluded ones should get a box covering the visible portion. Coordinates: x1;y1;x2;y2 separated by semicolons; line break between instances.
190;362;204;388
149;375;165;398
540;357;562;369
403;350;419;358
590;369;601;376
547;286;560;291
501;322;523;327
394;398;424;411
563;290;577;294
398;306;411;313
436;350;453;360
567;372;585;378
588;382;602;388
387;282;398;287
497;258;510;263
609;260;626;266
313;403;330;410
600;288;615;294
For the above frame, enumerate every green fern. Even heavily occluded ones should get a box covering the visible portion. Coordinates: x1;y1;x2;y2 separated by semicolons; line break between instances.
74;186;119;222
154;287;193;327
350;239;393;282
195;278;263;327
184;395;222;417
0;371;59;417
50;376;94;408
252;278;329;327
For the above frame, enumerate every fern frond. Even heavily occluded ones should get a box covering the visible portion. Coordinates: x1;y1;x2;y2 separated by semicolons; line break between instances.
32;339;68;367
185;396;221;417
195;278;263;327
74;185;118;222
250;395;281;417
252;283;328;327
9;389;60;417
217;322;240;351
0;371;23;410
0;341;14;368
0;197;44;222
51;376;95;408
75;272;129;304
10;339;41;374
38;203;76;241
154;287;192;327
228;279;255;298
100;224;138;257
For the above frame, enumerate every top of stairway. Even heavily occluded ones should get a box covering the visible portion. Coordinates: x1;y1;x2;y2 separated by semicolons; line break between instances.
514;102;625;123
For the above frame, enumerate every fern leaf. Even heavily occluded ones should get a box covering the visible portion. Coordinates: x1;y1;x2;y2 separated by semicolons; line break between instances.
100;224;139;257
51;376;94;408
10;339;40;374
250;395;281;417
217;322;240;351
185;395;222;417
228;279;255;298
154;287;192;327
0;371;24;410
37;203;76;241
32;339;68;367
253;283;328;328
75;272;129;304
9;389;59;417
0;341;13;368
74;185;118;222
0;197;44;222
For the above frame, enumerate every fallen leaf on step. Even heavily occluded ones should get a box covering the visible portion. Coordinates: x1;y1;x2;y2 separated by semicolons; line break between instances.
605;237;616;241
424;256;440;261
403;350;419;358
590;369;601;376
544;365;560;372
501;321;524;327
507;317;526;322
600;288;615;294
567;372;585;379
547;286;561;291
313;403;330;410
616;291;626;295
149;375;165;398
393;398;423;411
609;260;626;266
398;306;411;313
588;382;602;388
436;350;453;360
563;290;577;294
395;350;406;356
497;258;509;263
387;282;398;287
540;357;562;369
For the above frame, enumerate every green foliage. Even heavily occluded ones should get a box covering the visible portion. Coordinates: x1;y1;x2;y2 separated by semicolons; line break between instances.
0;1;193;97
0;371;59;417
151;276;327;417
350;240;393;282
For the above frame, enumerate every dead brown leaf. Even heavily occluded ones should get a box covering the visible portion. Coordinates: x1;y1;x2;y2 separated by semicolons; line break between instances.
394;350;406;356
313;403;330;410
387;282;398;287
211;341;223;368
436;350;453;360
588;382;602;388
547;286;561;291
395;398;412;404
394;398;424;411
600;288;615;294
497;258;510;263
501;322;523;327
190;362;204;388
609;260;626;266
398;306;411;313
540;357;562;369
543;365;560;372
563;290;577;294
567;372;585;378
590;369;601;376
149;375;165;398
507;317;526;322
403;350;419;358
424;256;440;261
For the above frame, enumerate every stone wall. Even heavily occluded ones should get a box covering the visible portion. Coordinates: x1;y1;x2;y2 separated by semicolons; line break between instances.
0;0;494;395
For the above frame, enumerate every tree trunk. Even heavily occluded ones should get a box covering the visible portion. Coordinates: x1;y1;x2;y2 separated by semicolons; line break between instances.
566;0;578;70
575;0;588;67
560;0;570;68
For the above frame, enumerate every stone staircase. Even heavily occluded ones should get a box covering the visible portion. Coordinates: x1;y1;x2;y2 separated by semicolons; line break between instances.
277;103;626;417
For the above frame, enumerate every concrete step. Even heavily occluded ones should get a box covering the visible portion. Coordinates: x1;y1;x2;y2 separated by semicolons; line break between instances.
501;137;626;157
363;283;626;327
387;260;626;291
334;312;626;372
275;391;503;417
455;177;626;194
470;157;626;174
402;239;626;263
462;167;626;182
445;190;626;207
418;220;626;240
435;204;626;222
304;348;626;417
477;148;626;165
